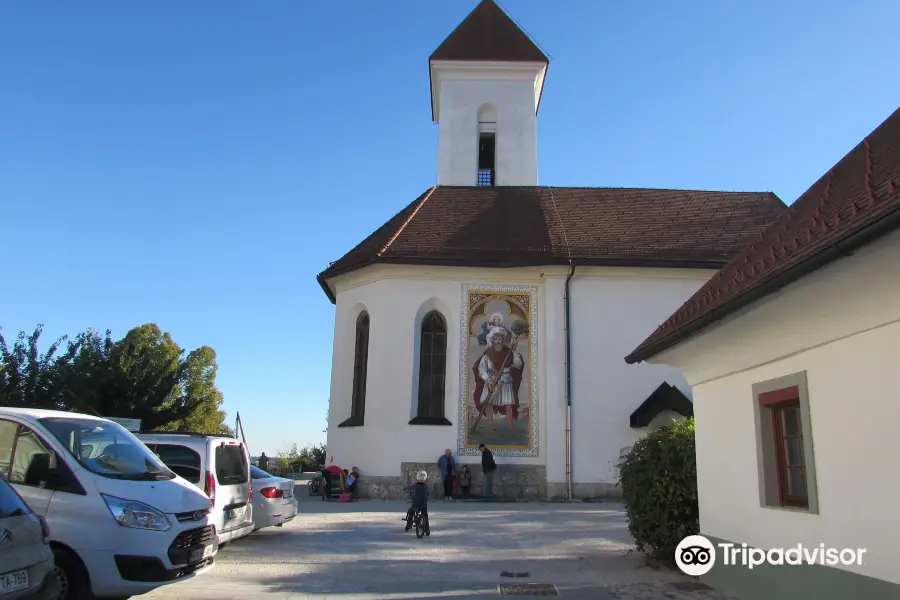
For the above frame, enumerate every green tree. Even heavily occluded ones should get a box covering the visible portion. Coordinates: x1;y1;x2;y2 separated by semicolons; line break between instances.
276;443;301;470
152;345;230;434
0;323;230;434
301;442;326;466
0;325;70;409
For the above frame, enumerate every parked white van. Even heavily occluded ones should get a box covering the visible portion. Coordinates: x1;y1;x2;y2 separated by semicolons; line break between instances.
135;432;254;548
0;408;218;599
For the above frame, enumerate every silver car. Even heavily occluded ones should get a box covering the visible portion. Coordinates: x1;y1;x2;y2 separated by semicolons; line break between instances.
249;466;297;530
0;478;58;600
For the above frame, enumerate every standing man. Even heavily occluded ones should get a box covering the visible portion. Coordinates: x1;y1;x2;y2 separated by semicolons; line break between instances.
437;449;457;501
478;444;496;501
257;452;269;471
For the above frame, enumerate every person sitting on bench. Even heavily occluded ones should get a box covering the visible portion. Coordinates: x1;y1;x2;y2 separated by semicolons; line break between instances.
341;466;360;496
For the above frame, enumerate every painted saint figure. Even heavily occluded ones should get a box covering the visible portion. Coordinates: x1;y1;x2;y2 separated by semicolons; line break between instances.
472;326;525;430
477;313;507;346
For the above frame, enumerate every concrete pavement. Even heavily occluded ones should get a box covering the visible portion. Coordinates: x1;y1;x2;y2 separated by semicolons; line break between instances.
144;487;740;599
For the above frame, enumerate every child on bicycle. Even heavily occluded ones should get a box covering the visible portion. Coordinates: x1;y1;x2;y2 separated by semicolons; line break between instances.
404;470;431;535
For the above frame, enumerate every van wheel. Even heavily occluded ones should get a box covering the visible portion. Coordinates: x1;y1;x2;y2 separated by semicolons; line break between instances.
218;542;228;549
52;548;91;600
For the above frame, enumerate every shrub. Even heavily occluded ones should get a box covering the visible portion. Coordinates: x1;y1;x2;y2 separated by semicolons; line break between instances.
617;416;699;562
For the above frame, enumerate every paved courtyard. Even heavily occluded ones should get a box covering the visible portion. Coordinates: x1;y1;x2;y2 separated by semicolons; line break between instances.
145;485;738;599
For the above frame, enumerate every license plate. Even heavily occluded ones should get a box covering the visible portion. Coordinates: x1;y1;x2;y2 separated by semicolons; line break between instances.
283;487;293;498
226;506;245;519
0;569;29;595
188;544;214;564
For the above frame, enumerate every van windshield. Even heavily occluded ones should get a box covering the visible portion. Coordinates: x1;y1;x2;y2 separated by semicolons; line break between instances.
39;417;175;481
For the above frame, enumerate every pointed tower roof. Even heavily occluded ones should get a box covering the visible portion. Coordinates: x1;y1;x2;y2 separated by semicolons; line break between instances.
429;0;548;63
428;0;549;122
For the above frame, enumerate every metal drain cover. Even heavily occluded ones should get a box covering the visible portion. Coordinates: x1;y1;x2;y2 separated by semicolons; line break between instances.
499;583;559;596
500;571;531;578
671;581;714;591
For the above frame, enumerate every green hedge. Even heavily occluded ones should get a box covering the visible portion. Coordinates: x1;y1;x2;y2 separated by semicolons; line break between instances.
617;416;699;562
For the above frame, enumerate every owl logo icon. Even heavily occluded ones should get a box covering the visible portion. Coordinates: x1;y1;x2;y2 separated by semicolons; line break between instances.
675;535;716;576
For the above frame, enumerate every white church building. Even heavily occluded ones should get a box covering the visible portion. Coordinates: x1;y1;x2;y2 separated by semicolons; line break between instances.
318;0;786;500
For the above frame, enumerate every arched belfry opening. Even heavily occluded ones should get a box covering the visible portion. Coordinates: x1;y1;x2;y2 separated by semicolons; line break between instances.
428;0;548;186
477;104;497;187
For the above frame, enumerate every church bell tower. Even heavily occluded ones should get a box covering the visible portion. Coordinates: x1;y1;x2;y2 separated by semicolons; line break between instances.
428;0;549;187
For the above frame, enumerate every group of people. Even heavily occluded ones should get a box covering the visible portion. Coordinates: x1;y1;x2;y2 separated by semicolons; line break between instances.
338;466;359;495
403;444;497;536
322;465;359;499
436;444;497;501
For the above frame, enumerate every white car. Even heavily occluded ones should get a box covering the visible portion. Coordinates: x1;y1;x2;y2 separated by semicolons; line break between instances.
249;466;297;530
0;478;57;599
0;408;218;600
137;432;255;548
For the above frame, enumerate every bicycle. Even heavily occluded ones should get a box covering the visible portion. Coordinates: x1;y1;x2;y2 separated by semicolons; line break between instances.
307;468;323;496
403;488;430;538
410;508;428;538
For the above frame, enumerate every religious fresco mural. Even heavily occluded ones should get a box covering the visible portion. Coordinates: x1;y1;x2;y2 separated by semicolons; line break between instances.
458;284;539;457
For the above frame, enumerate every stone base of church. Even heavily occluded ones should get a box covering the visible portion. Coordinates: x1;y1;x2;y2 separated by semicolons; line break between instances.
546;482;622;500
355;463;622;501
358;462;547;500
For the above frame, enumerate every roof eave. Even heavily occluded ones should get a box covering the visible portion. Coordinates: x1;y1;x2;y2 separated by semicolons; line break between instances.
625;204;900;364
316;272;337;305
429;58;436;123
317;253;731;303
535;62;547;115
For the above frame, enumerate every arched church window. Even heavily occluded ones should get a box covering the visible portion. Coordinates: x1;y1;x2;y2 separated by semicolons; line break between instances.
351;311;370;422
417;311;447;418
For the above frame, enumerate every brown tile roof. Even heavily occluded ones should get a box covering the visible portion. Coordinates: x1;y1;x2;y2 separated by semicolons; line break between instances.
428;0;549;122
317;186;787;302
429;0;549;64
626;106;900;364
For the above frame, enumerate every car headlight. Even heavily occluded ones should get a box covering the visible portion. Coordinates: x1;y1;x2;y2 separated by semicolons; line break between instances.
102;494;171;531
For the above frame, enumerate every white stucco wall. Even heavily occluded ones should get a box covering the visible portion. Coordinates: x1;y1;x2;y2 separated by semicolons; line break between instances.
325;264;714;488
326;266;547;477
432;63;544;186
563;271;712;487
652;228;900;584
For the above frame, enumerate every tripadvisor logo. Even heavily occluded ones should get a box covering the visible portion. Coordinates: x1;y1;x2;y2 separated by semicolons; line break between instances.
675;535;867;576
676;535;716;576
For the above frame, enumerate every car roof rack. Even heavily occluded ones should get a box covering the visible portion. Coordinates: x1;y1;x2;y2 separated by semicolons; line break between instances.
139;430;236;438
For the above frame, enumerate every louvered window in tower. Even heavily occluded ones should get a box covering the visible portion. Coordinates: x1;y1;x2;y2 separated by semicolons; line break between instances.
478;133;495;186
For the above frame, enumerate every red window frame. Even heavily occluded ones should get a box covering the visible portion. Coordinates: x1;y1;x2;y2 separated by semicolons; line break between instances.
759;386;808;509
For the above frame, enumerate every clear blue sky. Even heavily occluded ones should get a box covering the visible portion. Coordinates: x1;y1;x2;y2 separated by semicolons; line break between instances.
1;1;897;454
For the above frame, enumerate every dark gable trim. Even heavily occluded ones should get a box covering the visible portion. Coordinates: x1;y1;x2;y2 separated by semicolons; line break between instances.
629;382;693;428
317;273;336;304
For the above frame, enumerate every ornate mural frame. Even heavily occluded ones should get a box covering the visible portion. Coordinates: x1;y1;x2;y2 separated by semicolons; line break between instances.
457;283;539;457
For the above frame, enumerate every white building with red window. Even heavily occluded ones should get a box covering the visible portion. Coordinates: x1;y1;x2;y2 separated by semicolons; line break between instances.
627;107;900;598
